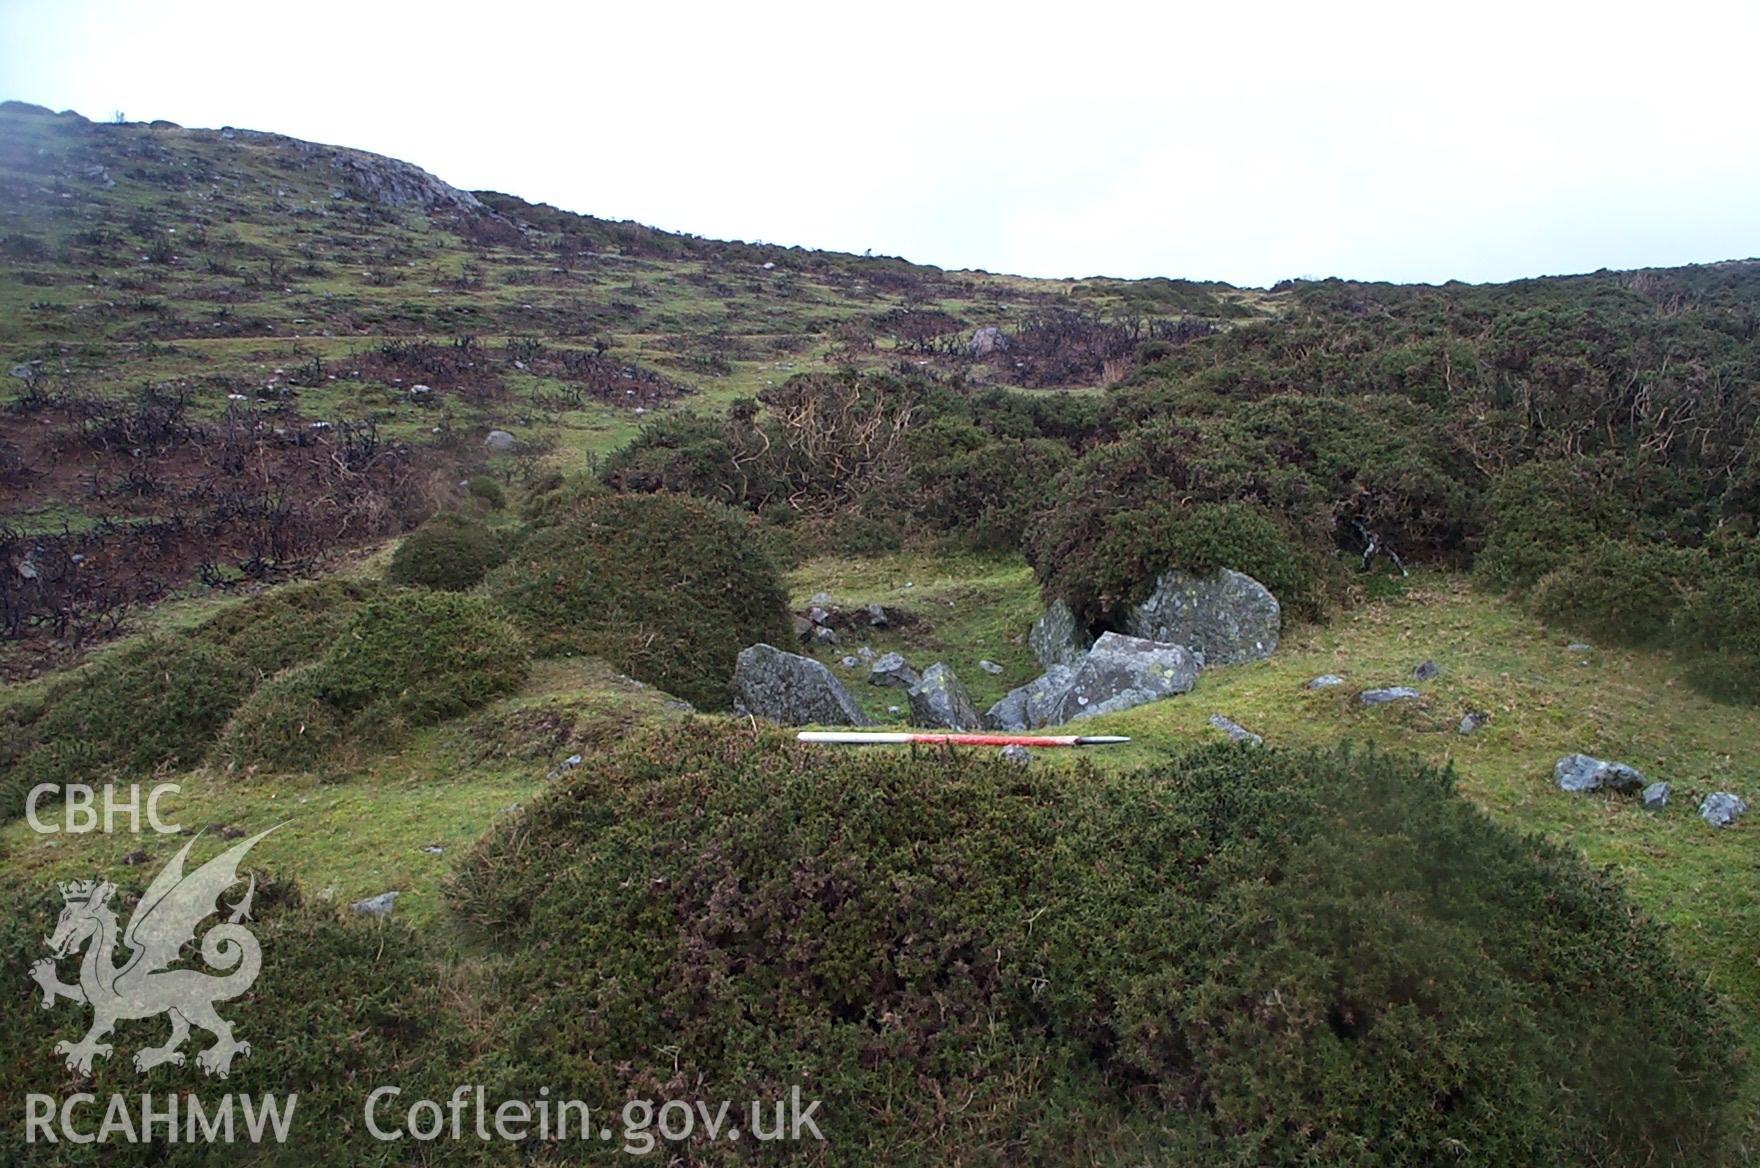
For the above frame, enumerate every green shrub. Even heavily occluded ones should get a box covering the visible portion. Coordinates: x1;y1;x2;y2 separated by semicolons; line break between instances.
194;577;390;674
386;511;505;591
312;590;528;724
1677;535;1760;704
465;473;506;510
1475;459;1625;590
448;727;1739;1166
0;878;468;1166
518;469;609;527
215;661;343;771
486;493;790;708
9;637;255;818
1529;540;1708;646
911;436;1073;551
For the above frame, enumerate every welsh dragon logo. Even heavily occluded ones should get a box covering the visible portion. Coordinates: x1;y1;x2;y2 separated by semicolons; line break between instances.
30;826;278;1079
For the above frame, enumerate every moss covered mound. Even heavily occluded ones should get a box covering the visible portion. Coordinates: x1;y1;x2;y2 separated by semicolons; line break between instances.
386;511;506;591
486;493;791;708
221;591;529;770
194;577;390;674
448;727;1739;1166
6;637;256;819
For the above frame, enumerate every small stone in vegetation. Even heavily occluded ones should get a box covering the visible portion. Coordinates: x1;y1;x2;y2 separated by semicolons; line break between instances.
1642;782;1670;810
1208;714;1262;746
1699;791;1747;827
1306;674;1346;689
1359;686;1421;705
1413;660;1442;681
869;652;920;689
352;891;400;916
733;644;870;726
1554;753;1646;793
908;663;984;730
1458;710;1489;734
484;429;515;450
999;744;1031;765
978;659;1004;674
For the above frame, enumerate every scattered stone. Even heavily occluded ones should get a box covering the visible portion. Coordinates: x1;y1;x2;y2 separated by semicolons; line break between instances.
1000;744;1032;766
809;591;833;606
352;891;400;916
1699;791;1748;827
1208;714;1263;746
1641;782;1670;810
207;823;246;840
908;663;984;730
1305;674;1346;689
9;364;33;378
484;429;515;450
1124;568;1280;666
791;614;815;643
1028;599;1092;669
1042;632;1200;724
1457;710;1489;735
122;849;150;866
421;844;445;855
865;602;889;627
839;655;859;669
1553;753;1645;793
1413;660;1442;681
857;645;876;660
969;325;1005;357
869;652;920;689
887;705;901;715
811;625;840;647
733;644;871;726
977;659;1004;675
546;753;583;779
986;665;1076;731
1359;687;1421;706
1567;642;1592;652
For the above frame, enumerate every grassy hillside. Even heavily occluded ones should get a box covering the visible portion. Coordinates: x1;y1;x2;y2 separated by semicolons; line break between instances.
2;101;1756;1164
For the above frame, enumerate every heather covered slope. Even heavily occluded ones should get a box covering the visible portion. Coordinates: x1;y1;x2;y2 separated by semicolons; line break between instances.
2;100;1758;1164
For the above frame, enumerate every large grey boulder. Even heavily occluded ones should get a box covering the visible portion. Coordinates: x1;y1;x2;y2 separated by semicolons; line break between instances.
969;325;1005;357
868;652;920;689
1553;753;1645;794
1029;599;1092;669
1043;632;1199;724
1124;568;1280;666
986;665;1076;731
1699;791;1748;827
734;644;871;726
907;663;984;730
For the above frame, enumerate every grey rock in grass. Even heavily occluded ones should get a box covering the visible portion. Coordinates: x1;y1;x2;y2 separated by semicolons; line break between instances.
1000;744;1031;766
969;325;1005;357
1208;714;1263;746
1699;791;1748;827
1641;782;1670;810
352;891;400;916
791;614;816;643
1306;674;1346;689
1359;686;1421;706
1554;753;1645;793
1413;660;1442;681
1124;568;1280;666
483;429;516;450
810;625;840;647
978;659;1004;675
1457;710;1489;735
1029;598;1092;669
986;665;1076;731
869;652;920;689
908;663;984;731
809;591;833;607
733;643;871;726
866;602;889;627
1567;642;1592;652
839;655;859;669
1043;633;1199;725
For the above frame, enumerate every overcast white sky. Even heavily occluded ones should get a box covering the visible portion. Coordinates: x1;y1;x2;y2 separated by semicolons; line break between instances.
4;0;1757;286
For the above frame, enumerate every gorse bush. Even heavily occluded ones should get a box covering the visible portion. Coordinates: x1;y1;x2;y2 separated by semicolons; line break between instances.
446;726;1739;1167
1529;539;1707;646
486;493;790;708
194;577;390;674
7;637;256;820
221;591;528;770
465;473;506;510
386;511;505;591
1474;459;1626;591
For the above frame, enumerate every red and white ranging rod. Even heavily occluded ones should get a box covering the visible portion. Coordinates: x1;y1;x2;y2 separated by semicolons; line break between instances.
796;731;1129;747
